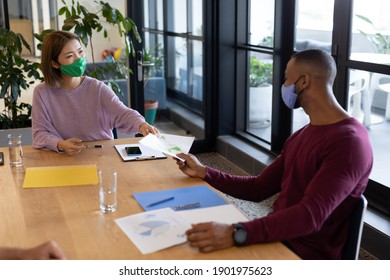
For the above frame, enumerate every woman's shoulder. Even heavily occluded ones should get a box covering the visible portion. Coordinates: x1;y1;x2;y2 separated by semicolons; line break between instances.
83;76;116;95
34;82;55;96
84;76;107;87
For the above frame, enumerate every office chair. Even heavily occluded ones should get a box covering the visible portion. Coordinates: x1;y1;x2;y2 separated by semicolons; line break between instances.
341;195;368;260
369;73;390;120
348;70;371;127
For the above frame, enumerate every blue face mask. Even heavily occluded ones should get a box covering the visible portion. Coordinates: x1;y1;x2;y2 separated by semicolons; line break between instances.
281;76;303;109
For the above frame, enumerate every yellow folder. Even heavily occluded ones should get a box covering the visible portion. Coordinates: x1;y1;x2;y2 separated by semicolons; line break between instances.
23;164;98;189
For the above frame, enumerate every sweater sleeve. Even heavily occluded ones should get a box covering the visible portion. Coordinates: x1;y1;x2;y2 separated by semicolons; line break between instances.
204;155;284;202
99;83;145;135
31;86;64;152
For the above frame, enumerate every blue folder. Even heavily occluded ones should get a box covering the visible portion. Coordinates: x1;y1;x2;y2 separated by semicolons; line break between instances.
133;185;228;211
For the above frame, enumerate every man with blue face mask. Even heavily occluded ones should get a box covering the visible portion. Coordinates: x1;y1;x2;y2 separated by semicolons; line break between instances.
174;49;373;259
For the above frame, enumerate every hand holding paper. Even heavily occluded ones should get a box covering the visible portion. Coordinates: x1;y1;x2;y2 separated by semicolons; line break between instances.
139;133;195;161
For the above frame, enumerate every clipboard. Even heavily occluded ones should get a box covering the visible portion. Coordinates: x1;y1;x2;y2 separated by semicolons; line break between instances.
114;143;167;162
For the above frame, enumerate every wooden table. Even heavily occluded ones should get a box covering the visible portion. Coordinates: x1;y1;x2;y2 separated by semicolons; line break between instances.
0;138;299;260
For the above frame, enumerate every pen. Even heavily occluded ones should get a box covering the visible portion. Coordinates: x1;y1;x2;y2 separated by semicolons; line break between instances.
86;144;103;148
147;196;175;207
135;156;156;160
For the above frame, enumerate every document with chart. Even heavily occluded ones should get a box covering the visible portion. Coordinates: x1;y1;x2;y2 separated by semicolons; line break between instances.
115;204;248;254
139;133;194;161
115;208;191;254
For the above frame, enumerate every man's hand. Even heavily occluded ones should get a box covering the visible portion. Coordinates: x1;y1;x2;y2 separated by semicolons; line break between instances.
186;222;235;253
57;138;86;155
174;153;207;179
139;122;159;136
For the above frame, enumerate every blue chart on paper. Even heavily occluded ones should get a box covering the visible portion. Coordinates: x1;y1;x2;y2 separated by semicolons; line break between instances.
133;185;228;211
137;220;170;237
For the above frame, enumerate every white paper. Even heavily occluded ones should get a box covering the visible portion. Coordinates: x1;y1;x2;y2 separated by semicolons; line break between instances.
115;204;248;254
176;204;249;224
139;133;195;161
115;208;191;254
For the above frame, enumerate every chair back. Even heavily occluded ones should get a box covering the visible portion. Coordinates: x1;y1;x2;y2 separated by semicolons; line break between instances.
342;195;368;260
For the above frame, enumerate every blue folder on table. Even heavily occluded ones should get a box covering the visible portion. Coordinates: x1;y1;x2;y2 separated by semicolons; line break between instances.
133;185;228;211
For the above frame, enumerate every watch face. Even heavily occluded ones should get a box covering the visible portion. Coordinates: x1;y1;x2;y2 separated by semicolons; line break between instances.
233;224;247;246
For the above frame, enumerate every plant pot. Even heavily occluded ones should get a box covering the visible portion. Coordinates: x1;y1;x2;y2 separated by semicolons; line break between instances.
144;99;159;125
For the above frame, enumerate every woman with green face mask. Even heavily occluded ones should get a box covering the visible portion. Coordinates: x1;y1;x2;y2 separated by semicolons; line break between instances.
32;30;159;155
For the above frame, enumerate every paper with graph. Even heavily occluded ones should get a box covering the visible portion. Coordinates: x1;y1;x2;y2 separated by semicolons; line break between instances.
139;133;194;161
115;208;191;254
115;204;248;254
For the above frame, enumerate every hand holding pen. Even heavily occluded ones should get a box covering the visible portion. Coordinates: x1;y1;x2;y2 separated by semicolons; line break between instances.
57;138;87;156
174;153;207;179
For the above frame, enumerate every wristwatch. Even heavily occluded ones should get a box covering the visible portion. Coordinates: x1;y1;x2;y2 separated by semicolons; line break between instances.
232;223;248;246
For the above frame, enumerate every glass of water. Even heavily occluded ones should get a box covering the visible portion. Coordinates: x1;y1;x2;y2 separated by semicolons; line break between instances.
99;170;117;213
8;134;23;167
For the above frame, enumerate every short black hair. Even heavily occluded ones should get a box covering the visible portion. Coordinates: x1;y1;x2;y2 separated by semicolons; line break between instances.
292;49;337;82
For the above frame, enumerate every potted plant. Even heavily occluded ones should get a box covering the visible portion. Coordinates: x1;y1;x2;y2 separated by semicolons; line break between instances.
249;56;273;126
0;26;42;144
142;43;167;115
143;44;165;84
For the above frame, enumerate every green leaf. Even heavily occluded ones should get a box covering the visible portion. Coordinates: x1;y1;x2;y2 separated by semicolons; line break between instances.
58;7;68;16
0;81;9;98
355;14;373;25
10;83;20;103
19;33;32;53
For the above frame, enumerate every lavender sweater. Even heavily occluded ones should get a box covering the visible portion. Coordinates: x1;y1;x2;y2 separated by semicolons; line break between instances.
205;118;373;259
32;76;145;151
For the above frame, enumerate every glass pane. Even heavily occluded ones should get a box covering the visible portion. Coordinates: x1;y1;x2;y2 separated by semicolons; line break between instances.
350;0;390;61
144;0;164;30
347;69;371;124
293;0;334;133
190;40;203;100
247;52;273;142
0;0;5;28
294;0;333;53
167;0;187;33
144;32;165;78
190;0;203;36
347;69;390;186
157;0;163;30
144;0;150;28
249;0;274;47
8;1;33;56
167;36;188;93
350;0;390;188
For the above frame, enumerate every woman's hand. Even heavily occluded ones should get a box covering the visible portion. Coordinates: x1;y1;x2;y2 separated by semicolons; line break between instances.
21;240;66;260
139;122;159;136
0;240;66;260
57;138;86;155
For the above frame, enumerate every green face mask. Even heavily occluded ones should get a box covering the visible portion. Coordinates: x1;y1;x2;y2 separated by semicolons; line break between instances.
60;57;87;77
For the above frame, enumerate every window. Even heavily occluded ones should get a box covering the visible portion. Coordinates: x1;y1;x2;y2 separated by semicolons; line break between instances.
348;0;390;192
236;0;275;145
293;0;334;133
142;0;206;142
